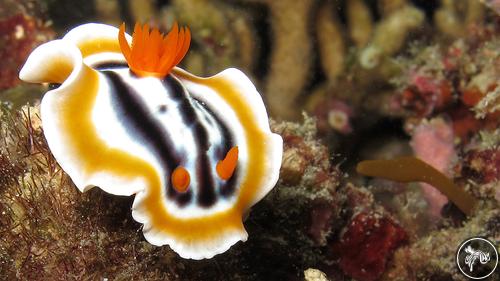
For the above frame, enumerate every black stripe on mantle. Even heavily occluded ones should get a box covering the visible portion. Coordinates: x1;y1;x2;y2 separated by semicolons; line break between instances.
99;68;239;208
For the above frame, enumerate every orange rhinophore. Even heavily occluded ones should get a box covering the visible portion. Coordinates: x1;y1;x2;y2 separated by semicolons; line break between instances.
118;22;191;78
172;166;190;192
216;146;239;180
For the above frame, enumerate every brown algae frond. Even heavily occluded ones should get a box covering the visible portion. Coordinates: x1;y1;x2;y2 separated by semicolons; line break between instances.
356;156;478;216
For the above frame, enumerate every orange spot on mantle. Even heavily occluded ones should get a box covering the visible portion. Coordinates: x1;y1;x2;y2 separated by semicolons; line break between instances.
172;166;190;192
216;146;239;180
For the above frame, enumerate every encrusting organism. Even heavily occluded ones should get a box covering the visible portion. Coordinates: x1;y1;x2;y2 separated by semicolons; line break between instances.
333;209;408;281
19;21;283;259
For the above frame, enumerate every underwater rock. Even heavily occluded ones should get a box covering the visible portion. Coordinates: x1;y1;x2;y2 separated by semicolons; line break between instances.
473;84;500;118
459;148;500;184
0;105;178;280
272;116;343;247
384;206;500;281
449;105;484;141
391;28;500;124
333;211;408;281
390;44;453;118
0;106;344;279
395;79;452;117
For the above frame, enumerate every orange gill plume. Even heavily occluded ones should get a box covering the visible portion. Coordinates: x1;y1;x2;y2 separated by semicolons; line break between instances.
118;22;191;78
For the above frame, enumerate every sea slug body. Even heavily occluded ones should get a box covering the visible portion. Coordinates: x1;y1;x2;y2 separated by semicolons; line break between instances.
19;22;283;259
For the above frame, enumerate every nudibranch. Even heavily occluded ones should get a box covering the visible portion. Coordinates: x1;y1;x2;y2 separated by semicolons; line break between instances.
19;22;283;259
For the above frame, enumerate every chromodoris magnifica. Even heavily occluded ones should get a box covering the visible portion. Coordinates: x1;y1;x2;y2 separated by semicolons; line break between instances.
19;22;283;259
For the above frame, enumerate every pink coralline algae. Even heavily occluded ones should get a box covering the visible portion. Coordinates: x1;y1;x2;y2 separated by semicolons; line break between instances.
0;14;53;90
394;75;452;117
333;211;408;281
391;40;500;142
410;118;457;218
